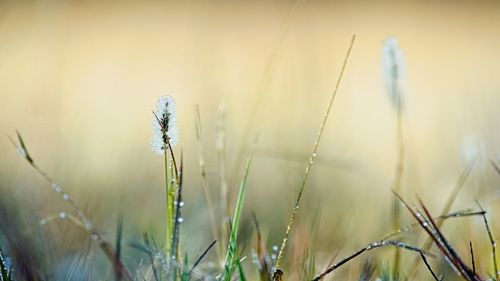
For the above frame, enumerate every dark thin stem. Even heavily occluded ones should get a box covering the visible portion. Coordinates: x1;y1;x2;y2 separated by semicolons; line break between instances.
476;200;498;281
143;233;160;281
187;240;217;281
312;247;367;281
114;215;124;281
393;192;468;279
312;240;433;281
381;209;486;241
420;251;441;281
470;241;476;275
418;198;478;280
409;157;476;277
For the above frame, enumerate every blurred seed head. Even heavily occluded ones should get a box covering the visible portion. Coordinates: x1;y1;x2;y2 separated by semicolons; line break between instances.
382;37;405;111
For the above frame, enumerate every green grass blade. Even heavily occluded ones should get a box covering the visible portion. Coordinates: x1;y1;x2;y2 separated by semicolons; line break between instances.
236;258;247;281
181;253;189;281
223;138;257;281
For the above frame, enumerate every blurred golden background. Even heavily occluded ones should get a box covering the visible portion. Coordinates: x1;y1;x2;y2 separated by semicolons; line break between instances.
1;0;500;279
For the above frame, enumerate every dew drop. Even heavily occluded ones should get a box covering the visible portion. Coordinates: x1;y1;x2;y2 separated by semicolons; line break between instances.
51;183;62;193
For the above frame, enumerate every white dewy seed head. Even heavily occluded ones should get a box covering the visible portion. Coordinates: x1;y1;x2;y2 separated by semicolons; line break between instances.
151;95;179;154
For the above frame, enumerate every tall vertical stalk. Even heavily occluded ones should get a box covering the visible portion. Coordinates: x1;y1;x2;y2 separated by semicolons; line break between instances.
164;152;174;255
382;38;405;277
195;105;222;262
273;35;356;277
391;105;404;278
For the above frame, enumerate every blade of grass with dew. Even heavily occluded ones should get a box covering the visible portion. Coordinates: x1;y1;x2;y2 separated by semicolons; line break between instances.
417;197;480;281
273;35;356;276
312;239;433;281
222;138;257;281
393;192;462;276
380;208;486;242
408;156;477;277
394;191;481;281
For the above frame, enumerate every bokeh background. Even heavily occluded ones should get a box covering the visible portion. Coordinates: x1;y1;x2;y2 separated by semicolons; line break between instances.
1;0;500;279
